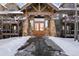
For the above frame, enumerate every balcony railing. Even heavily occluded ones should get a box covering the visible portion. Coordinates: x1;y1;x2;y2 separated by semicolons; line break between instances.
63;16;79;22
2;29;18;33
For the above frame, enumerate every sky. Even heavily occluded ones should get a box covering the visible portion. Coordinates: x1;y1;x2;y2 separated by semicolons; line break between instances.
0;0;77;3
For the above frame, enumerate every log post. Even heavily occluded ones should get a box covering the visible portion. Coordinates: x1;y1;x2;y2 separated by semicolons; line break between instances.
74;3;78;41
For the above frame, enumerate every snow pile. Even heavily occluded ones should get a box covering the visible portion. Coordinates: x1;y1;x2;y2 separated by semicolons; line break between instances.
0;36;30;56
49;37;79;56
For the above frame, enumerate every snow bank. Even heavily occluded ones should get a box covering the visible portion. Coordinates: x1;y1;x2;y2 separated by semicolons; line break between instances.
0;36;30;56
49;37;79;56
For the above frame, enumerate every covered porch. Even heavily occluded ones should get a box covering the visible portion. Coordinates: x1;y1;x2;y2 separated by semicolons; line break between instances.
21;3;58;36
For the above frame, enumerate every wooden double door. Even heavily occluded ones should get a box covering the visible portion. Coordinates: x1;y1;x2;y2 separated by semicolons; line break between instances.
32;21;46;36
34;21;44;31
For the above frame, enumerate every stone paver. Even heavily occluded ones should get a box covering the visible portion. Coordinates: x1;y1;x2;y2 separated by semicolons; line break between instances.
15;37;67;56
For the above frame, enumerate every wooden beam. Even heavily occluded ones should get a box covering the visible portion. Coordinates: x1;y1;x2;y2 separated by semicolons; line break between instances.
32;5;38;12
41;5;47;12
38;3;41;12
28;12;52;16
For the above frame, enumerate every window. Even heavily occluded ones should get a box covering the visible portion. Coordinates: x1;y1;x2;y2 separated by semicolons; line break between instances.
34;18;45;22
45;20;48;28
30;20;34;28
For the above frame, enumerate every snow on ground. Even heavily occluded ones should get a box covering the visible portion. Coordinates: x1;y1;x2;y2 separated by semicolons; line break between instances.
49;37;79;56
0;38;16;45
0;36;79;56
0;36;30;56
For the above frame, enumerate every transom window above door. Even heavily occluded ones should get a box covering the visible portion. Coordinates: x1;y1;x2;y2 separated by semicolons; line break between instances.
34;18;45;22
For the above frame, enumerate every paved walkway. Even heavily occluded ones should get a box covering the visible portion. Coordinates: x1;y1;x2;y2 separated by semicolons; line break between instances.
15;37;67;56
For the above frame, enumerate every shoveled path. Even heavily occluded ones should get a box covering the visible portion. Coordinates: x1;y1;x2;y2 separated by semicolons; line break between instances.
15;37;67;56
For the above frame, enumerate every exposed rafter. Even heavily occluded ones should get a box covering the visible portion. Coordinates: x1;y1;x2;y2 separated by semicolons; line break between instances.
38;3;41;12
21;3;58;11
32;5;38;12
41;5;47;12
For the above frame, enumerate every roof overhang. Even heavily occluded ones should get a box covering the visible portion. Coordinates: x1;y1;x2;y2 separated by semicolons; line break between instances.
21;3;58;11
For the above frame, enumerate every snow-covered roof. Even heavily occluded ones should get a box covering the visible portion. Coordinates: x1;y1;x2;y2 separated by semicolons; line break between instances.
7;11;23;14
0;3;61;14
0;11;23;14
21;3;59;11
0;3;60;9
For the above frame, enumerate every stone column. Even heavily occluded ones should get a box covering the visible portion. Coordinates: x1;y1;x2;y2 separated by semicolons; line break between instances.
22;16;28;36
50;15;56;36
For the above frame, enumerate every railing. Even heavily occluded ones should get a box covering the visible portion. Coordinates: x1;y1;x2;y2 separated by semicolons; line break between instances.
63;16;79;22
59;8;76;10
2;29;18;33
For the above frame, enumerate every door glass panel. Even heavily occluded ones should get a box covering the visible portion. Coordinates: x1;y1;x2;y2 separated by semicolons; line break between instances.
14;25;17;30
34;18;44;22
30;20;34;30
45;20;48;28
40;23;44;31
35;23;39;31
34;18;45;31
